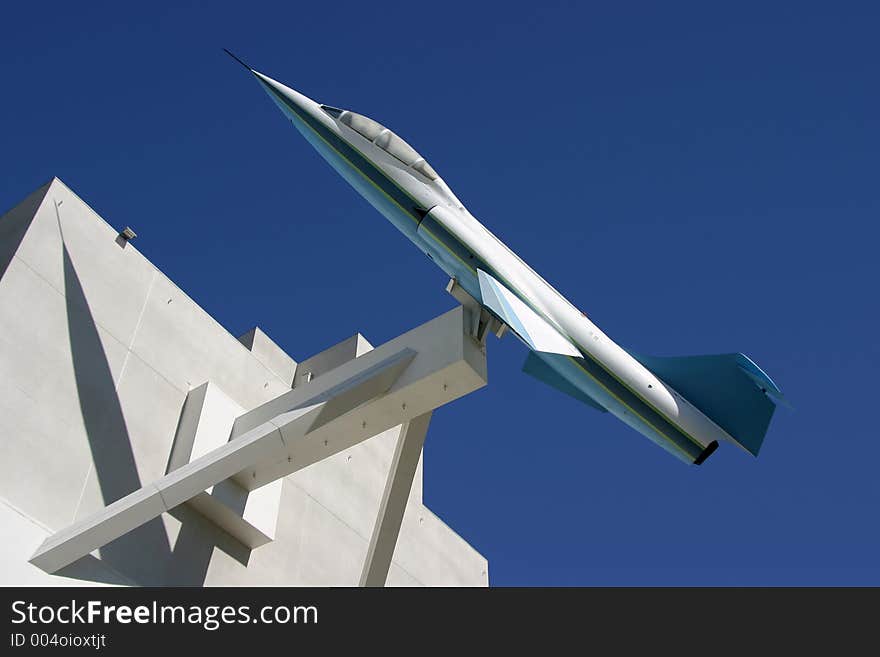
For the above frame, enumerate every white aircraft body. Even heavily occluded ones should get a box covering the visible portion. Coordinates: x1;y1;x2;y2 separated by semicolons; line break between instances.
227;51;785;465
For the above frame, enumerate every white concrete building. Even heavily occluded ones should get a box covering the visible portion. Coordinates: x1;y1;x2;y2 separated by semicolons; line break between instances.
0;178;488;586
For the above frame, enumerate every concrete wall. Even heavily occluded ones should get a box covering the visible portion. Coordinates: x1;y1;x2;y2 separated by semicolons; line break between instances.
0;178;488;586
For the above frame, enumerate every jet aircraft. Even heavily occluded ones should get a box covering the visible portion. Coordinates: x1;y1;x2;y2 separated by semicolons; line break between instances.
226;50;786;465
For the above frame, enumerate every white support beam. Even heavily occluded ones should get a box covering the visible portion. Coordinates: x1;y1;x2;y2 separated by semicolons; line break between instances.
29;409;306;574
359;412;432;587
167;381;281;549
229;306;486;490
30;306;487;575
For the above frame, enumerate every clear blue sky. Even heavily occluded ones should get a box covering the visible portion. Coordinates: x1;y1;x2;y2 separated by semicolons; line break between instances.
3;1;878;585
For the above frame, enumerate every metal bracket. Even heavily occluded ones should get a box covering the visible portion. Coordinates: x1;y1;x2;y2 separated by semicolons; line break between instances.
445;277;507;345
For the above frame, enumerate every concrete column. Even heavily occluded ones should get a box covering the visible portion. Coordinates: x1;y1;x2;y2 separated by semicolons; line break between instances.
359;412;432;587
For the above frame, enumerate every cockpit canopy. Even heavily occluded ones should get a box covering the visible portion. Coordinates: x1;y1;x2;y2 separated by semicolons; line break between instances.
321;105;438;181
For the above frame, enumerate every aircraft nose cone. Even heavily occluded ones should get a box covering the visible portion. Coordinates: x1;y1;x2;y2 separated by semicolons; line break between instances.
225;49;323;125
256;72;328;130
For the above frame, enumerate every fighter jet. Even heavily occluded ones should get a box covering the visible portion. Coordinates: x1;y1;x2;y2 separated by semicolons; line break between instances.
225;50;786;465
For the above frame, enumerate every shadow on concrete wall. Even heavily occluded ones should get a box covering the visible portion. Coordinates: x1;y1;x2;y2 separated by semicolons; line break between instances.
0;183;47;282
60;218;248;585
55;555;137;586
61;242;175;584
167;505;252;585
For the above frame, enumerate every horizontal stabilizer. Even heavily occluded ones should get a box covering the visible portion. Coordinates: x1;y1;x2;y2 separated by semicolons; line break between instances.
631;352;783;456
477;269;580;357
522;352;607;412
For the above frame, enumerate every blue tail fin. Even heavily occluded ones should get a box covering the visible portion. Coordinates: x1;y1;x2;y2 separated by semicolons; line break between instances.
630;352;784;456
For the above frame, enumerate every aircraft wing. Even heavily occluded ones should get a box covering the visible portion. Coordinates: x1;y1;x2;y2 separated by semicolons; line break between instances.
477;269;581;357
